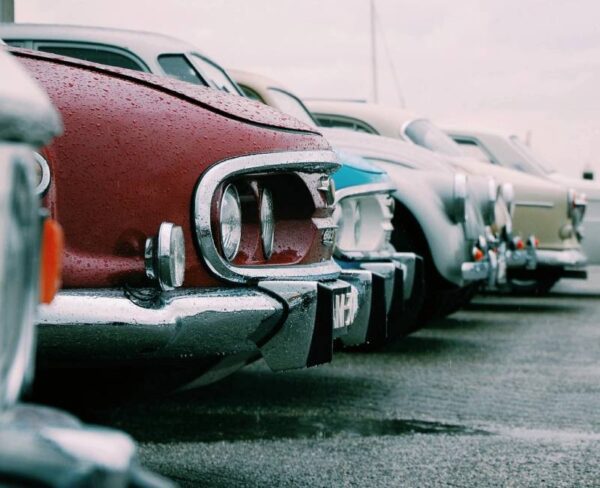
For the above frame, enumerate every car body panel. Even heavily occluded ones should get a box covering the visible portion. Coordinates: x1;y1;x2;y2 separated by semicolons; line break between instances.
14;49;334;288
448;129;600;263
308;101;582;257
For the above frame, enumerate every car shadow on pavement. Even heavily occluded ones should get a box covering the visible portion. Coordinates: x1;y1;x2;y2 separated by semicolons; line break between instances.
464;301;580;314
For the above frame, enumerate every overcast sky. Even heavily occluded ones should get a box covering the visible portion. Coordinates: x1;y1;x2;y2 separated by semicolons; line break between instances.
16;0;600;176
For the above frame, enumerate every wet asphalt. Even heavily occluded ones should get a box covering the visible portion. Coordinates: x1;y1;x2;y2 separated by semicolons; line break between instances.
39;268;600;487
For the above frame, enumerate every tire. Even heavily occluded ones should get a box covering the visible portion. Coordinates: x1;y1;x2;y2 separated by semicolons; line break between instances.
508;277;560;295
390;205;475;336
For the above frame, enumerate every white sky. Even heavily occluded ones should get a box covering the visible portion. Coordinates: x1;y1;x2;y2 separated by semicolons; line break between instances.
16;0;600;176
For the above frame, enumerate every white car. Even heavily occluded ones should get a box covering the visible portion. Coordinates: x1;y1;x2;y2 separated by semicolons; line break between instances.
307;101;587;293
447;129;600;264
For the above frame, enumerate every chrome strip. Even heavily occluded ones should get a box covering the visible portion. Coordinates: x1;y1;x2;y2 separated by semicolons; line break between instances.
536;248;587;268
334;181;396;203
194;150;341;283
515;201;555;208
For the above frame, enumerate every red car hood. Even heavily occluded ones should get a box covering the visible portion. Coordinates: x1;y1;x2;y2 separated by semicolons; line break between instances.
8;47;320;135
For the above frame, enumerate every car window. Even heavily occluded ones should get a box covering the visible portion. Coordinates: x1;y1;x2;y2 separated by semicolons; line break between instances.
454;139;494;163
36;45;144;71
314;114;377;134
157;54;204;85
404;119;463;157
267;88;316;127
188;53;241;94
239;84;265;103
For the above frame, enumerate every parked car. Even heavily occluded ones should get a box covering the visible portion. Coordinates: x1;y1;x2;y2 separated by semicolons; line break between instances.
447;129;600;264
11;47;374;384
0;46;171;488
307;101;586;293
321;128;503;325
229;69;424;339
0;23;243;93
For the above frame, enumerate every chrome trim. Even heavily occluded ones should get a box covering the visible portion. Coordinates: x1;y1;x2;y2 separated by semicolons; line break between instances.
392;252;418;300
333;181;396;203
144;222;186;290
260;187;274;259
337;269;373;347
334;182;396;260
461;260;491;281
193;150;341;283
33;151;51;195
37;283;309;371
515;201;554;208
536;248;587;269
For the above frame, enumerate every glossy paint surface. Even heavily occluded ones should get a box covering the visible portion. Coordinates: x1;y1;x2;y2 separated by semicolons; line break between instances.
15;50;332;288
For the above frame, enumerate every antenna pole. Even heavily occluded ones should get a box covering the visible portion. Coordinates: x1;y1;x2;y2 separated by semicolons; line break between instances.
370;0;378;102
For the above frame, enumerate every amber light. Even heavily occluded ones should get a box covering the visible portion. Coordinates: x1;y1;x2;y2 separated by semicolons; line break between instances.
473;247;485;262
39;218;64;304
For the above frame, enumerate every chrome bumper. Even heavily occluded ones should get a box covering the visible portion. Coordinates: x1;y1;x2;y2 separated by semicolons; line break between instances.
461;260;492;282
37;278;369;372
536;248;587;269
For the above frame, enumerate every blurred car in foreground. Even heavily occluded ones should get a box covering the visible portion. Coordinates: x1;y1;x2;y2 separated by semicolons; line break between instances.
308;101;586;293
0;46;171;488
12;47;369;385
447;129;600;264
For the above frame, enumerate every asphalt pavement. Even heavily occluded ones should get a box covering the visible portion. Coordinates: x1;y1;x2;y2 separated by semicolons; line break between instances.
35;268;600;487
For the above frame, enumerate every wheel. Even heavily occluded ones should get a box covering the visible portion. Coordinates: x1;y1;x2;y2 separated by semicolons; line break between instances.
508;277;560;295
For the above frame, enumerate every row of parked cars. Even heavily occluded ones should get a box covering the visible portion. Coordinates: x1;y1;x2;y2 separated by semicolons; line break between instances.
0;22;596;485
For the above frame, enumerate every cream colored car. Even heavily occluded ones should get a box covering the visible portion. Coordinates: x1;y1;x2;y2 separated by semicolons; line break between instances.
447;129;599;264
307;101;587;292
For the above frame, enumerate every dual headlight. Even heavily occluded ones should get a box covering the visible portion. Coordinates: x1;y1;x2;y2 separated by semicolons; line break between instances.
219;183;275;262
334;193;394;255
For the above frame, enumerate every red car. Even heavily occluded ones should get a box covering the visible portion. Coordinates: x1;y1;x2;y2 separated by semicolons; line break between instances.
12;48;372;381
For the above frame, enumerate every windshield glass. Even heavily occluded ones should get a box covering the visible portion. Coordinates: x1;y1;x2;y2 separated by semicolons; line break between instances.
509;136;554;174
267;88;316;127
189;54;241;94
404;119;464;157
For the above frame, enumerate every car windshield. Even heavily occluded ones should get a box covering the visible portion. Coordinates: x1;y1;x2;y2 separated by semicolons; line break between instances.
404;119;464;157
267;88;317;127
509;136;554;175
188;54;241;94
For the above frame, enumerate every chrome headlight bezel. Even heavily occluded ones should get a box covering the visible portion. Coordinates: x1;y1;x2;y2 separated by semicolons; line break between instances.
334;183;396;260
33;152;51;196
452;173;468;224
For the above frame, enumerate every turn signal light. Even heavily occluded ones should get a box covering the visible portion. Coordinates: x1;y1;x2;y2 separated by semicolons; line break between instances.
473;247;485;262
39;218;64;304
515;238;525;250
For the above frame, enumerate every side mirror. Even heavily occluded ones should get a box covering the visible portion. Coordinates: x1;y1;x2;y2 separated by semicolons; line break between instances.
583;170;594;180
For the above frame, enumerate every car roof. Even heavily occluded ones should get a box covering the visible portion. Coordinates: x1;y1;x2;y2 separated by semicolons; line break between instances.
306;100;422;136
0;23;205;64
10;47;317;134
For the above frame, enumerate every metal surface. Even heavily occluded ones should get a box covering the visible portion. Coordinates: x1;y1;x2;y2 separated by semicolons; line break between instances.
194;150;341;283
32;152;51;195
36;277;361;371
535;248;587;269
0;147;41;410
461;260;491;281
336;270;373;347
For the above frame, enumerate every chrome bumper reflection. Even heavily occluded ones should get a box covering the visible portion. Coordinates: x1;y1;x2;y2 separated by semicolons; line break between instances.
37;278;365;372
536;248;587;269
461;260;491;282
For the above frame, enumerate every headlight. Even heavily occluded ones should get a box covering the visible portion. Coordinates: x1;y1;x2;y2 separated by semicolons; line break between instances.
0;154;39;409
260;188;275;259
335;193;393;256
220;184;242;261
144;222;186;290
500;182;515;215
452;173;467;223
567;188;586;229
